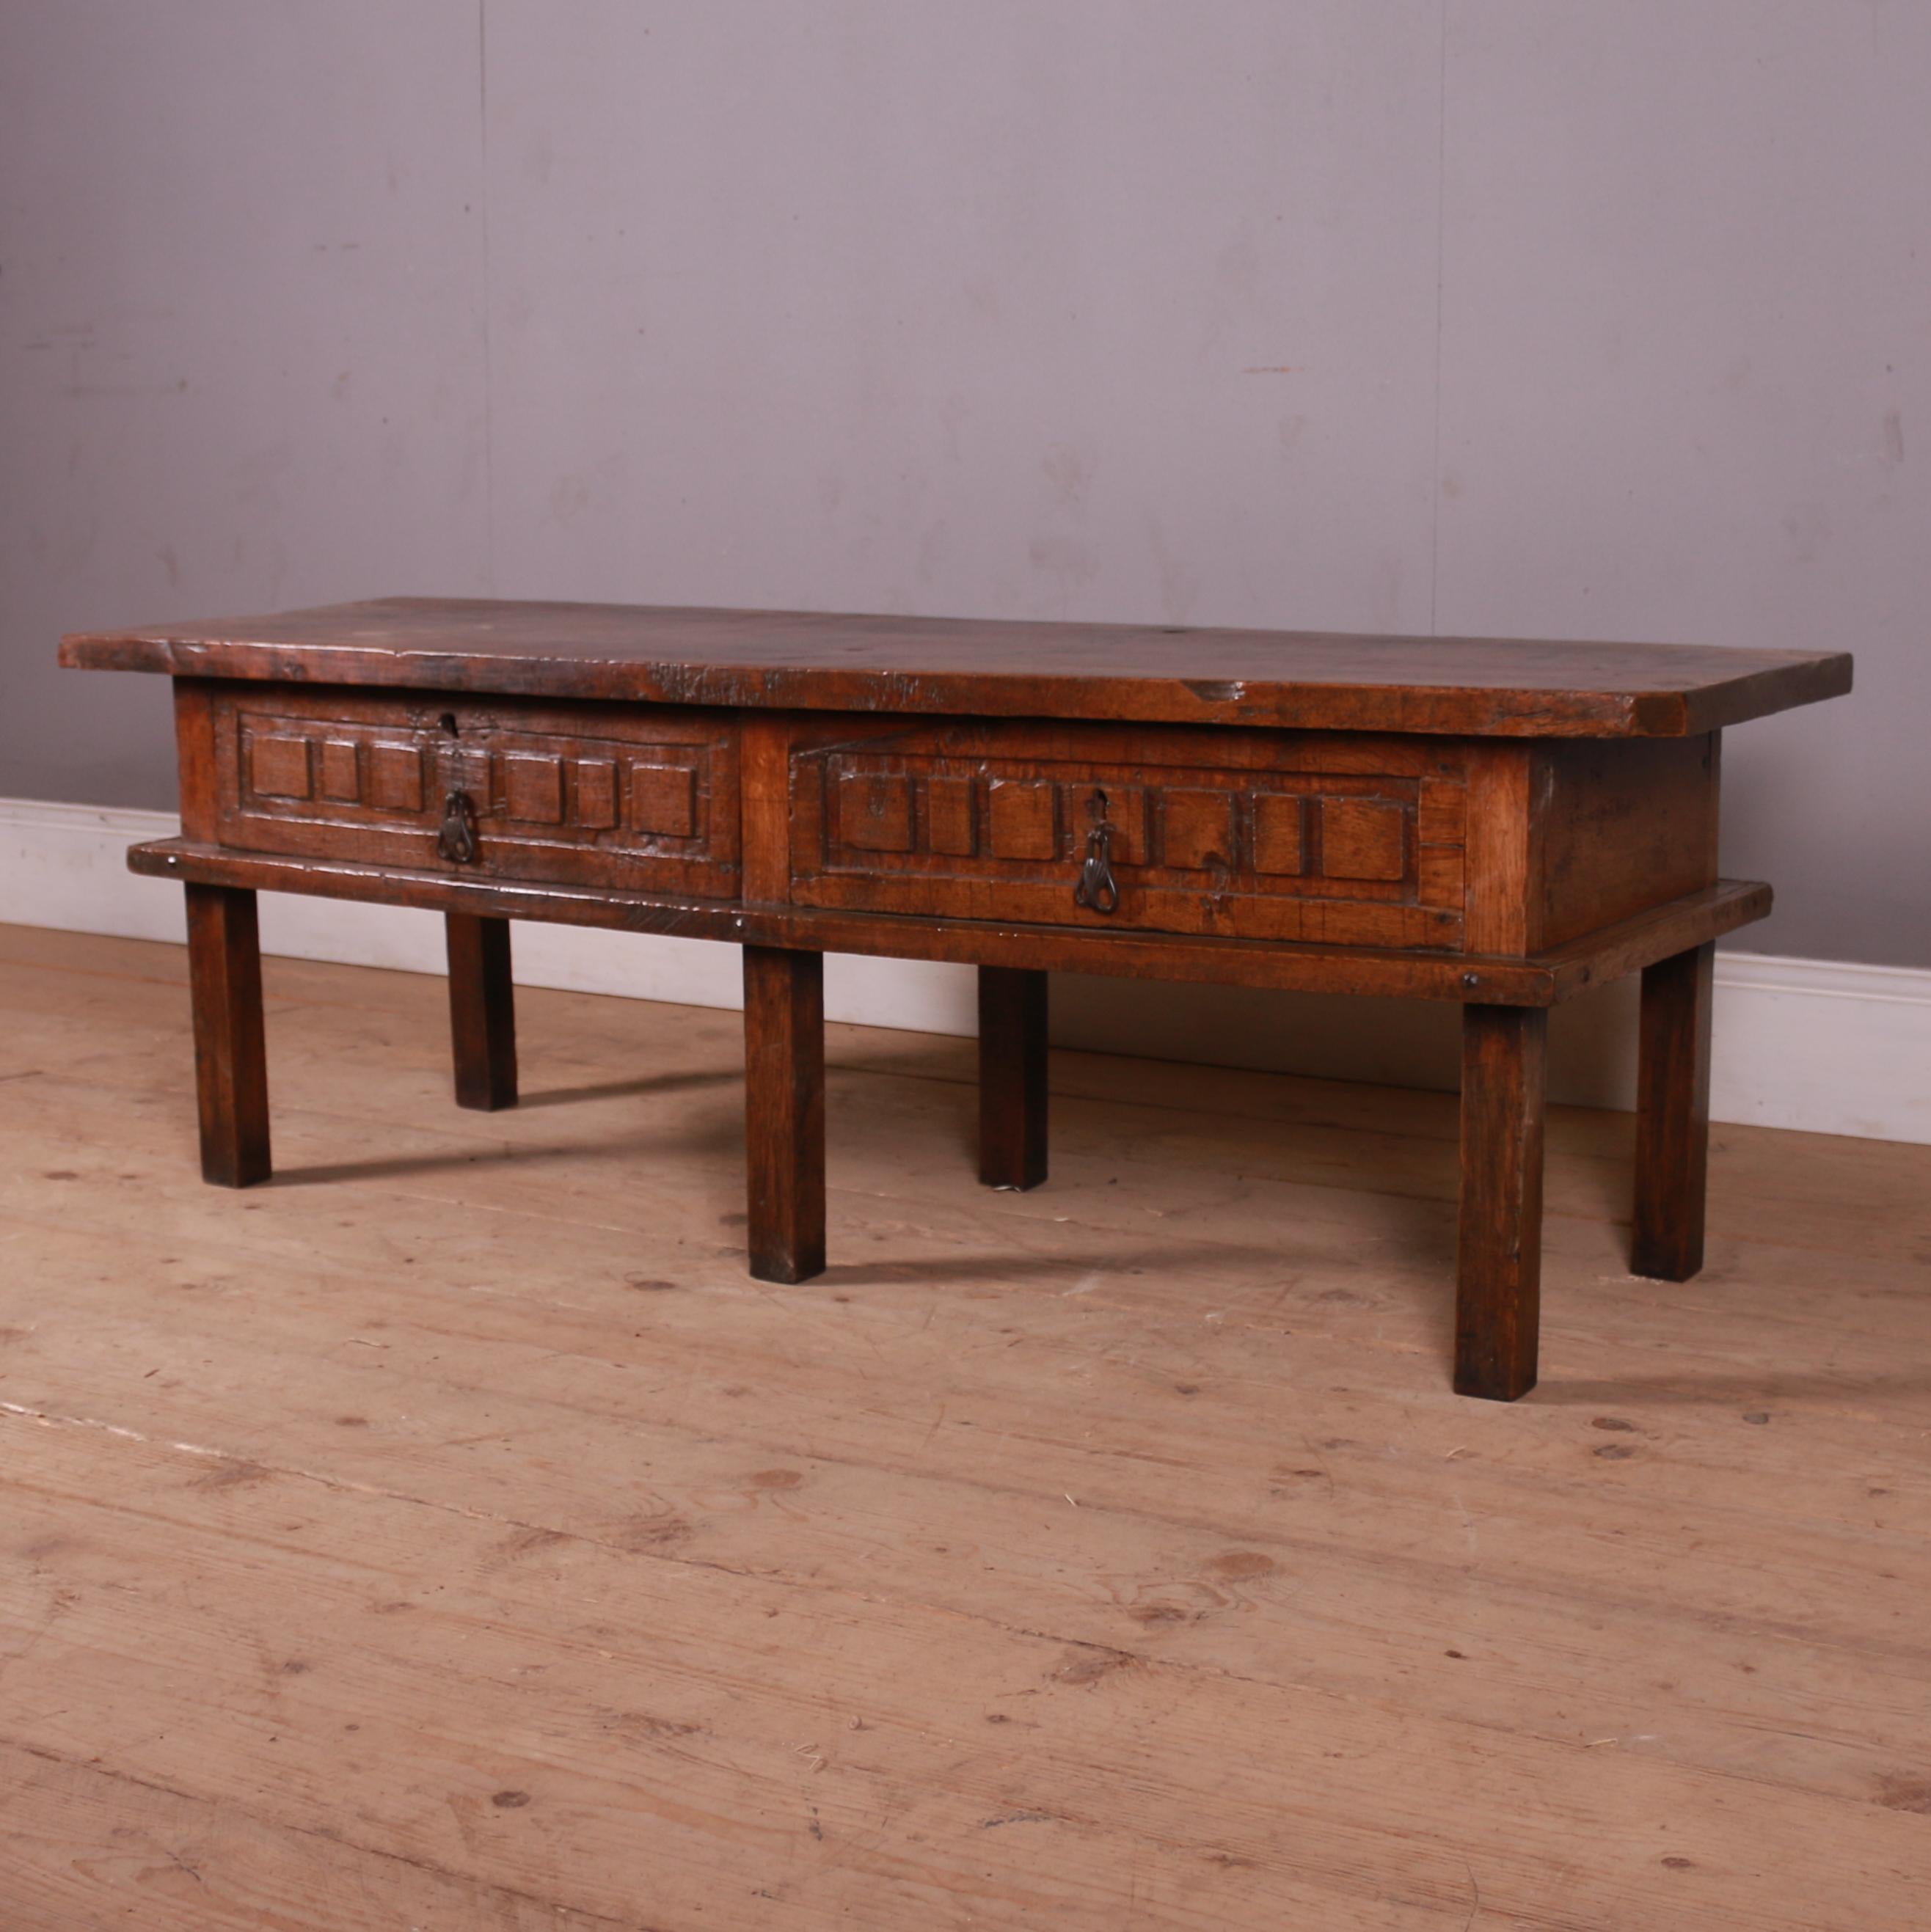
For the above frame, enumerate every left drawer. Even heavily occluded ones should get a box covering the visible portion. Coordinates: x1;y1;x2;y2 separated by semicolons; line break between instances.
208;686;742;897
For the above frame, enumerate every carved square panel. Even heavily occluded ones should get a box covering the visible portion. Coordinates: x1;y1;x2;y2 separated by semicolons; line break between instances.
1252;794;1305;875
366;743;426;813
318;739;361;802
448;745;491;797
1320;796;1406;881
503;753;565;824
1067;783;1145;863
574;759;618;830
924;775;977;856
632;762;697;838
987;779;1057;860
837;772;914;852
249;734;312;800
1163;789;1235;871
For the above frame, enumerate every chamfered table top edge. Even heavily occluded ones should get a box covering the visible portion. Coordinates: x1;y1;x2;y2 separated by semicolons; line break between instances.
60;596;1853;739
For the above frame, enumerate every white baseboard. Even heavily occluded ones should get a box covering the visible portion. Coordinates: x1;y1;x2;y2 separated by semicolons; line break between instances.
4;795;1924;1145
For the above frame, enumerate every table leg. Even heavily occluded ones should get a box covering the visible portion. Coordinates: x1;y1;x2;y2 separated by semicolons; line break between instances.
1455;1003;1547;1401
743;945;825;1283
184;882;271;1188
445;912;517;1111
1632;940;1714;1281
978;965;1048;1190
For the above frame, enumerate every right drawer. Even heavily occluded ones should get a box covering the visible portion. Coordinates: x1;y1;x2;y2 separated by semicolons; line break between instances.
786;722;1470;949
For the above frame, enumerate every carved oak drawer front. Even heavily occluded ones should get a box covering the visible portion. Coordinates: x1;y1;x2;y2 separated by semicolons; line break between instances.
212;688;740;896
788;725;1470;948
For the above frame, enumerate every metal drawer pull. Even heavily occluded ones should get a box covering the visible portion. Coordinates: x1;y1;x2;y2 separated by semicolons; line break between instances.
1073;819;1119;915
437;788;480;865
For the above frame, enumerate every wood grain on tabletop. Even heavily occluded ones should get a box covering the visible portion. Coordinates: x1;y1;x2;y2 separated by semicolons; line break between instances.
59;595;1853;736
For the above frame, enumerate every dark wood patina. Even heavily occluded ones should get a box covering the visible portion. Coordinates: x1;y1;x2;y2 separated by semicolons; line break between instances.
62;597;1851;1399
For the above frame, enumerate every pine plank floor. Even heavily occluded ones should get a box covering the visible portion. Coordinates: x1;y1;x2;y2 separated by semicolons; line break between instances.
1;921;1927;1930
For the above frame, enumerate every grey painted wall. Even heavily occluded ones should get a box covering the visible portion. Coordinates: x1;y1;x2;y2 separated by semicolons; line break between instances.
4;1;1926;966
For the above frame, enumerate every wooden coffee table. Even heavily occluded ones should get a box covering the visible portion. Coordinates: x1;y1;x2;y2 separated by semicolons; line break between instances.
62;600;1850;1399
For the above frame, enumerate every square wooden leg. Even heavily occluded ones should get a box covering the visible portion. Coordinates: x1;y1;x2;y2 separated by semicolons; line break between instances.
1455;1003;1547;1401
743;945;825;1284
445;912;518;1112
978;965;1048;1190
184;882;271;1188
1632;940;1714;1281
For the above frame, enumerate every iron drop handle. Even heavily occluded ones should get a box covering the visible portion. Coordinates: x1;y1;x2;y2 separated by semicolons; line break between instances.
438;788;480;865
1073;819;1120;915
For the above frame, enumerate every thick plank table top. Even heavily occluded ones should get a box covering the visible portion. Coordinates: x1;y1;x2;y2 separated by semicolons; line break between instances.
61;596;1851;738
